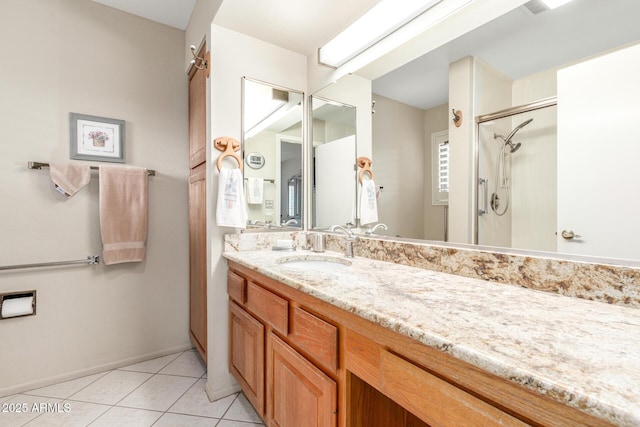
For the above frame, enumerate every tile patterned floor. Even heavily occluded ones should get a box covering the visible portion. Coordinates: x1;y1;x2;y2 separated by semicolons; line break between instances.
0;350;265;427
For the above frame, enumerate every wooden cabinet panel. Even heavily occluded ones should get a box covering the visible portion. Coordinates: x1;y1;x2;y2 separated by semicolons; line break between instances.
189;164;207;360
380;350;527;427
228;270;246;305
188;44;206;169
290;306;338;373
229;302;265;416
349;374;429;427
268;333;337;427
344;328;381;387
246;281;288;335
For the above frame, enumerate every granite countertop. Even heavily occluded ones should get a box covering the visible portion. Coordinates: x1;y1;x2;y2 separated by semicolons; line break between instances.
223;249;640;426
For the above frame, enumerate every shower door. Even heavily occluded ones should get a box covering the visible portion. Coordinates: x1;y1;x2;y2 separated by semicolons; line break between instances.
477;104;557;252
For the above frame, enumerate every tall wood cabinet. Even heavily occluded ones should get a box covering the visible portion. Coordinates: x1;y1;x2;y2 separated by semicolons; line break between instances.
188;42;207;361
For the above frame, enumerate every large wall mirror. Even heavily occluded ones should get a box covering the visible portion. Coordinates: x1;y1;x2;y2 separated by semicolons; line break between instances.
334;0;640;264
242;77;304;229
310;95;357;229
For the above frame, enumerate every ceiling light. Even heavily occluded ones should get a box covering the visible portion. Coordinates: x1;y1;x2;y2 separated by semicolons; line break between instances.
540;0;574;9
319;0;444;68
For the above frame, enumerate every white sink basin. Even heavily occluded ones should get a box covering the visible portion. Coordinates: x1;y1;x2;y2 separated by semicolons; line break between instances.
276;255;352;272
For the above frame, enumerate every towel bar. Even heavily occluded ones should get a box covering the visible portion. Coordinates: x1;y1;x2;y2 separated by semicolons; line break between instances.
244;178;275;183
0;255;100;272
28;161;156;176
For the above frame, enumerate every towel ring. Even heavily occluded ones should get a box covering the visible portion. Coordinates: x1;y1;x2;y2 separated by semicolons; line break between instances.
357;156;374;184
214;137;243;171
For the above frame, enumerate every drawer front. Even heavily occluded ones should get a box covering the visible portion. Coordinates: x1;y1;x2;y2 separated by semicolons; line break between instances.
380;350;528;427
228;270;246;305
290;306;338;373
246;281;288;335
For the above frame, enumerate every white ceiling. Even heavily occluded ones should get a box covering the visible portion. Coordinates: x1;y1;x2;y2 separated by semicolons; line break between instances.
373;0;640;110
91;0;640;111
91;0;197;30
212;0;379;56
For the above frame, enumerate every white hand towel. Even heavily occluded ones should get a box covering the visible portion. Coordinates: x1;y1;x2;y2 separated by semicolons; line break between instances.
216;168;247;228
359;179;378;226
247;177;264;204
49;163;90;197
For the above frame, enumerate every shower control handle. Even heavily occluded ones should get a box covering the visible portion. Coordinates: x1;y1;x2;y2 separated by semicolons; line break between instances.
561;230;581;240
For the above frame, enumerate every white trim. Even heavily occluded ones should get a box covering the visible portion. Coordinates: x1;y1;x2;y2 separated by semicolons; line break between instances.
431;130;449;205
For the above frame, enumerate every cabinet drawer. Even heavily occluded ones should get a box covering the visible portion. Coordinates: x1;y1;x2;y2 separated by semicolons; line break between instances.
290;306;338;373
380;350;527;427
246;281;288;335
228;271;246;305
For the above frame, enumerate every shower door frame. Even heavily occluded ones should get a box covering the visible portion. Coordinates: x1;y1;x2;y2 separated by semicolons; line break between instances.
474;96;557;245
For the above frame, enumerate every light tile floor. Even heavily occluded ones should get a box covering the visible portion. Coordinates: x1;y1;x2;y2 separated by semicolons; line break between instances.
0;350;265;427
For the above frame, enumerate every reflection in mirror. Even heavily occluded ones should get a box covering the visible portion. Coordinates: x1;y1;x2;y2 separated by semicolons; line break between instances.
242;78;304;229
364;0;640;263
477;101;557;253
310;96;357;229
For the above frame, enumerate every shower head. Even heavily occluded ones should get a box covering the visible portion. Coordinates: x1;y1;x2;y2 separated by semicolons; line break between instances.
504;118;533;144
508;142;522;153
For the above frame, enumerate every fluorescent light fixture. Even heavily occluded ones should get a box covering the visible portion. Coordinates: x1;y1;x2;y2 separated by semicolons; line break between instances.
319;0;443;68
540;0;574;9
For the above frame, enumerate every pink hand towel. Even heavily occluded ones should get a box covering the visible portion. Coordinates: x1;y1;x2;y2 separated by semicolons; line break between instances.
99;165;148;265
49;163;90;197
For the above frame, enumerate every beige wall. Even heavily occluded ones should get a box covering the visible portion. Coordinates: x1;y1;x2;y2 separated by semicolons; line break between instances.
0;0;190;395
372;94;424;239
423;104;449;241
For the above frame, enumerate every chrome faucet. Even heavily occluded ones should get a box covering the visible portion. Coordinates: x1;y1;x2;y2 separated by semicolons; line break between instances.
281;219;298;226
329;224;359;258
252;220;272;229
365;223;388;236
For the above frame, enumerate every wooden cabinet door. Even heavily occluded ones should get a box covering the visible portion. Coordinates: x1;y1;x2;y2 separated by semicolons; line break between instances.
268;333;337;427
189;164;207;360
188;43;206;169
229;302;265;416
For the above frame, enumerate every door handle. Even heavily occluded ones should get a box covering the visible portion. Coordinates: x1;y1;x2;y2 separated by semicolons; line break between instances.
561;230;581;240
478;178;488;215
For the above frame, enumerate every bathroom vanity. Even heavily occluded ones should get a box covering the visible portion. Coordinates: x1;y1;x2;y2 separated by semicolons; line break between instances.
224;246;640;427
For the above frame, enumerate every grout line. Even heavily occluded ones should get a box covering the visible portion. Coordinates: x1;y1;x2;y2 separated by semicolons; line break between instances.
15;350;255;427
218;392;241;421
161;375;201;415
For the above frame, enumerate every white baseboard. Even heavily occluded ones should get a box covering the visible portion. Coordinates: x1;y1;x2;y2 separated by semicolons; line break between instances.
0;343;194;398
205;381;240;402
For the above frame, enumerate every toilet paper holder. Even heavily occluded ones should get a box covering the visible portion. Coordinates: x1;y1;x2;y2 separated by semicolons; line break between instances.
0;290;37;320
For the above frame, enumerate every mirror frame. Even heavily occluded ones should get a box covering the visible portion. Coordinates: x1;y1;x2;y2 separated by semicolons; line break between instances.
241;76;306;231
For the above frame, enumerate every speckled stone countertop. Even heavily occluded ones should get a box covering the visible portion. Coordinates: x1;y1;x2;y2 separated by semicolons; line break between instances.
223;249;640;427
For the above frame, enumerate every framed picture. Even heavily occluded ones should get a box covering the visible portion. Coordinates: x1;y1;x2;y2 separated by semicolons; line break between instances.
70;112;125;163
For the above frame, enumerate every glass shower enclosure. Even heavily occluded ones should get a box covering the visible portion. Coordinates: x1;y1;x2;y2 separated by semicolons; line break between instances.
476;99;557;253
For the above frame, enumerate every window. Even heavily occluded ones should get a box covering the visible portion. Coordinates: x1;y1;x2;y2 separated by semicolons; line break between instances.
431;130;449;205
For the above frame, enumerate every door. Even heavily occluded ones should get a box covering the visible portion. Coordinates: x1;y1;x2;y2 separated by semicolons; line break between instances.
268;333;337;427
188;41;207;360
189;164;206;359
315;135;356;228
557;42;640;260
229;302;265;416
